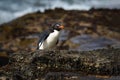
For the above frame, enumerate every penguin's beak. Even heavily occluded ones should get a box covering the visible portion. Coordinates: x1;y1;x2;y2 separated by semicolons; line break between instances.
59;25;64;29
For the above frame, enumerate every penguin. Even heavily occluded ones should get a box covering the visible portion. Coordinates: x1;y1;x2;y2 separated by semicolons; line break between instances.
37;23;64;50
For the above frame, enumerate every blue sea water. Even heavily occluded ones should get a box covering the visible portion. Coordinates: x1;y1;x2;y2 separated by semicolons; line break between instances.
0;0;120;24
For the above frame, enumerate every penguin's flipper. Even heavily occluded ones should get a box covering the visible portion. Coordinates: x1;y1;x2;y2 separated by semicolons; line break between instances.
37;31;50;49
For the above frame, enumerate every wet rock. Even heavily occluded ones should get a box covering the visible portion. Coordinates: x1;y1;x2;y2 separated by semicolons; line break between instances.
70;35;120;51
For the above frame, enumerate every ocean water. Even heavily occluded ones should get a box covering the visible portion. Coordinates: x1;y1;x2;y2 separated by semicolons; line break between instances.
0;0;120;24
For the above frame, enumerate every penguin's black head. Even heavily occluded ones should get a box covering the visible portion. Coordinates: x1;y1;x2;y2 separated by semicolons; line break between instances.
52;23;64;31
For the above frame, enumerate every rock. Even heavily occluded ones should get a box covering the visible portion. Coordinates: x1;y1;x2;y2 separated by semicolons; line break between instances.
0;48;119;80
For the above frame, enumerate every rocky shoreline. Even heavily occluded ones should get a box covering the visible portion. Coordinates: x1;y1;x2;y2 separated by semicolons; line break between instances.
0;8;120;80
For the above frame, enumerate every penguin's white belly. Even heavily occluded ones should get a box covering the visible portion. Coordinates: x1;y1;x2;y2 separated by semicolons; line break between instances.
39;30;60;50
